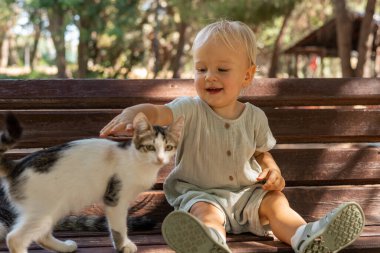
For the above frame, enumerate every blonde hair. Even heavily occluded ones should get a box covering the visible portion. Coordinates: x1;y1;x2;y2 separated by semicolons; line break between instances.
192;20;257;66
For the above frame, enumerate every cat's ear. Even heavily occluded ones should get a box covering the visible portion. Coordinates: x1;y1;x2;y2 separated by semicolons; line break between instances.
133;112;152;134
168;116;185;141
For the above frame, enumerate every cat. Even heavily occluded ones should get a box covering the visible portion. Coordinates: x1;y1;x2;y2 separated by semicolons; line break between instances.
0;111;184;253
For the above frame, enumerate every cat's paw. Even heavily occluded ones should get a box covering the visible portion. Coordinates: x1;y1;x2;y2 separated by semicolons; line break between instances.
63;240;78;252
121;239;137;253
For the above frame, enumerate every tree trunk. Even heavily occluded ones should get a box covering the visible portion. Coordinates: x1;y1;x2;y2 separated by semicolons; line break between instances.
0;37;3;65
77;27;90;78
355;0;376;77
0;36;9;68
0;27;5;65
332;0;354;77
30;21;41;71
171;21;188;78
376;46;380;77
152;0;161;78
8;33;19;66
47;6;67;78
268;9;292;77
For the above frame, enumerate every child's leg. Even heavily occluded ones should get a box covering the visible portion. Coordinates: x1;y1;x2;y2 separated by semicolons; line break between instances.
258;191;306;244
259;191;365;253
190;202;227;241
162;201;231;253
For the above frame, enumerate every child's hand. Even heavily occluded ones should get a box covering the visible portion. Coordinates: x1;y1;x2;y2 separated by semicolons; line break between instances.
99;110;134;137
257;168;285;191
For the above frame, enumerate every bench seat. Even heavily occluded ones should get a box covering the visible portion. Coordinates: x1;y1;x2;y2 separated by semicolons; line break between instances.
0;78;379;252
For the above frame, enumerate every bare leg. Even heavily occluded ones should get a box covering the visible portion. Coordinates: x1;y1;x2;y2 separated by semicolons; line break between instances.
258;191;306;244
37;231;77;252
190;201;226;240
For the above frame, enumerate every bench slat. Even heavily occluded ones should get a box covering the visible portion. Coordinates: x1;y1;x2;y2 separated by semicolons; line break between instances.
5;147;379;187
1;227;379;252
267;108;380;143
154;147;380;187
1;109;379;149
249;78;380;106
125;185;380;225
0;78;379;109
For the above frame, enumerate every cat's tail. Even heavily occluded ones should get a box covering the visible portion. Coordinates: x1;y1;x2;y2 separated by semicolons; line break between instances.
0;112;22;177
0;187;17;241
55;215;156;232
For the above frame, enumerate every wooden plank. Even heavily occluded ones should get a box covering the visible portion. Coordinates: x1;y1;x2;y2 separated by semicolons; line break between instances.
0;78;379;109
0;110;120;148
0;79;196;109
266;108;380;143
153;147;380;188
247;78;380;107
1;109;379;148
6;147;379;187
273;147;380;185
228;236;380;253
124;185;380;225
1;229;379;253
283;185;380;225
0;233;271;251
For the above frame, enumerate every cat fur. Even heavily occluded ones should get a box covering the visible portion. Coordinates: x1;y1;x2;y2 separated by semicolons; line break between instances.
0;112;183;253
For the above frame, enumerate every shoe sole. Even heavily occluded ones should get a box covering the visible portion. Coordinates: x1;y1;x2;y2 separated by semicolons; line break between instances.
161;211;231;253
302;202;365;253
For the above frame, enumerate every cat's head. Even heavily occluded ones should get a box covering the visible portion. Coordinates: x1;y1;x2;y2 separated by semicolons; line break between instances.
132;112;184;165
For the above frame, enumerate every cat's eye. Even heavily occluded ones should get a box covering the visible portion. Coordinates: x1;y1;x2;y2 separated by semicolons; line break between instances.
165;145;174;151
145;145;156;151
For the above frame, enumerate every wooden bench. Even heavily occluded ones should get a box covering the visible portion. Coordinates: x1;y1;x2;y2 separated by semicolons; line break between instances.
0;78;379;253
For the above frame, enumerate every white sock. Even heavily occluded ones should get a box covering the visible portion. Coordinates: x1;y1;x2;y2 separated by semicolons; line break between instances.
291;224;306;248
291;221;323;249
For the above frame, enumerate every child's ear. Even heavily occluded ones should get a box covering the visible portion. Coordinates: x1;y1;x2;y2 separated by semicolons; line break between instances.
243;65;256;86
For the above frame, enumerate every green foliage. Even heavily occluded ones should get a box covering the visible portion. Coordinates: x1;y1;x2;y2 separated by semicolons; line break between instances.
205;0;301;24
1;0;378;78
0;70;54;79
0;1;13;22
74;0;143;77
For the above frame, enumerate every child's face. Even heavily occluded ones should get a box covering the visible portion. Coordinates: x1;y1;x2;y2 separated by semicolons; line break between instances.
193;37;255;117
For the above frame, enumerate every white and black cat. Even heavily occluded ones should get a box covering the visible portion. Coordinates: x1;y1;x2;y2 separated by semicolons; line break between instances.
0;112;183;253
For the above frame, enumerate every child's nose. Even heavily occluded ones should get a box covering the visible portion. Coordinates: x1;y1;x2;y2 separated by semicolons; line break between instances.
205;71;217;81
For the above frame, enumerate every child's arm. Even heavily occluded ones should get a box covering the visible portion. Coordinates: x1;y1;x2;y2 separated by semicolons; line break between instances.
99;103;173;137
255;151;285;191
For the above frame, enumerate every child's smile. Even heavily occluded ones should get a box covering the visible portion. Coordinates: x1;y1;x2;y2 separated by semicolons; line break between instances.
206;87;223;94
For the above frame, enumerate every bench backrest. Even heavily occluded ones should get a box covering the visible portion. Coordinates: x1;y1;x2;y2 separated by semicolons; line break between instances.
1;78;379;225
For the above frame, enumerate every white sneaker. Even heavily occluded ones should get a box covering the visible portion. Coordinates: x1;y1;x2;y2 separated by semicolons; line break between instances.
294;202;365;253
161;210;232;253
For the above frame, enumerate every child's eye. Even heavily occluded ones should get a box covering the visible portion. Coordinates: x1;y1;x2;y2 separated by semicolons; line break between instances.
145;145;156;151
165;145;174;151
196;68;206;73
218;68;229;72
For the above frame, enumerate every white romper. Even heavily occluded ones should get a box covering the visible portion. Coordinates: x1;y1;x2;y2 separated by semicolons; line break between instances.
164;96;276;235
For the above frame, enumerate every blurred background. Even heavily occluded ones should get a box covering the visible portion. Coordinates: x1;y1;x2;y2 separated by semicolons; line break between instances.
0;0;379;79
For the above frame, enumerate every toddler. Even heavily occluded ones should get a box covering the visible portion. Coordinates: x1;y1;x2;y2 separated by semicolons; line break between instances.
100;20;365;253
